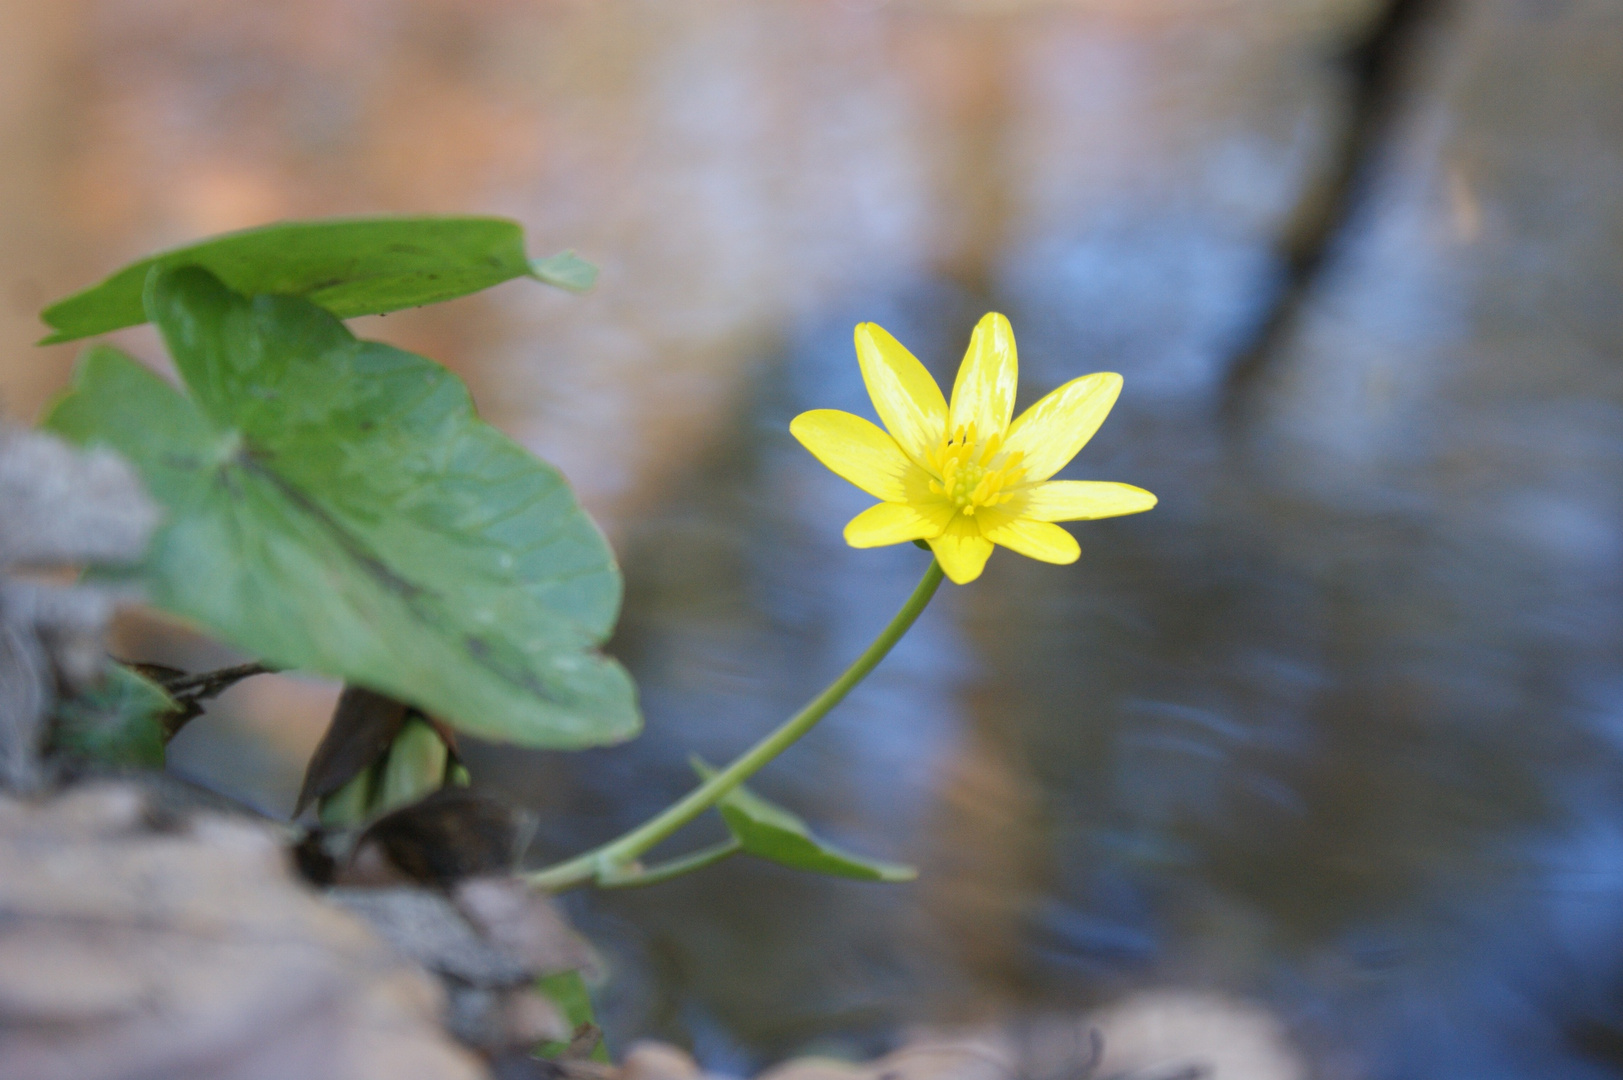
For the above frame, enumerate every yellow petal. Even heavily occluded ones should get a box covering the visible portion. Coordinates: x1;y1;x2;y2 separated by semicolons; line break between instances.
1022;480;1157;522
1002;372;1122;481
982;517;1080;564
927;514;995;584
948;312;1018;440
843;501;954;548
855;323;948;463
790;409;919;501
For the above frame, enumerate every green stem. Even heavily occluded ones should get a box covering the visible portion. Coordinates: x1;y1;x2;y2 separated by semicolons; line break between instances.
596;839;743;888
527;558;946;892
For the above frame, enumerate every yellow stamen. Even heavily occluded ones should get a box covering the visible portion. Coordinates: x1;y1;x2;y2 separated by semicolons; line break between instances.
927;424;1028;518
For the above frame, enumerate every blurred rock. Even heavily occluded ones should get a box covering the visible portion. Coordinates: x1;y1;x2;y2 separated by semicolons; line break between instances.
1070;991;1300;1080
0;424;156;789
620;1040;705;1080
329;880;591;1056
0;423;158;568
756;1038;1011;1080
0;780;487;1080
454;876;597;978
0;613;51;788
445;984;570;1058
748;992;1298;1080
329;887;536;988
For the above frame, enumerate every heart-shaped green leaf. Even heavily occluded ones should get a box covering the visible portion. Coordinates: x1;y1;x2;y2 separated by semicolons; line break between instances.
40;216;593;345
45;267;638;749
692;758;916;882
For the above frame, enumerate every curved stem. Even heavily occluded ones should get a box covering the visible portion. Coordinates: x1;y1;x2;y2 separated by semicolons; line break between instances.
528;558;946;892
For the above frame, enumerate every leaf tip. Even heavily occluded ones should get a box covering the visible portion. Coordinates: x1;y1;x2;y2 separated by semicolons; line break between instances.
529;251;599;293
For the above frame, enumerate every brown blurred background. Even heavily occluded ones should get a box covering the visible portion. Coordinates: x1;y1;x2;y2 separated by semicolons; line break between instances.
5;1;1623;1077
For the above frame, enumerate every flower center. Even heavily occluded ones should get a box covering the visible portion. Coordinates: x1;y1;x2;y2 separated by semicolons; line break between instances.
925;423;1027;516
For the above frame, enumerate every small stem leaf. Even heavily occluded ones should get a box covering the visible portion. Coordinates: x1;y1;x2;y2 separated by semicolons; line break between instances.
45;269;640;749
39;216;570;344
594;838;742;888
691;758;916;883
528;251;599;293
49;664;175;768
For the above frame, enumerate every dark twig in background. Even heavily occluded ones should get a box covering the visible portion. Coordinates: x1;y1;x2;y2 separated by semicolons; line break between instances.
159;661;279;698
1219;0;1449;420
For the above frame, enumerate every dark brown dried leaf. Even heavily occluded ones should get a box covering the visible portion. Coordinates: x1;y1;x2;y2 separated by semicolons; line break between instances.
360;788;529;887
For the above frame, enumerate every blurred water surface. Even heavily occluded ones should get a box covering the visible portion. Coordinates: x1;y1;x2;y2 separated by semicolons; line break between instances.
5;1;1623;1077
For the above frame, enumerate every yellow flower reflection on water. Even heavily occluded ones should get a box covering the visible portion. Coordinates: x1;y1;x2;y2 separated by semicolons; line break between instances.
790;313;1156;584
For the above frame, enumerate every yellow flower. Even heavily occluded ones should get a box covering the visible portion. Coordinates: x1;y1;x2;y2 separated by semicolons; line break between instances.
790;313;1156;585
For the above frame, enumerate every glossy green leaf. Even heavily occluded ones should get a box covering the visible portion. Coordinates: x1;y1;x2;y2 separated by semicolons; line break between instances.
39;216;593;344
50;664;175;768
534;970;609;1062
692;758;916;882
45;267;639;749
